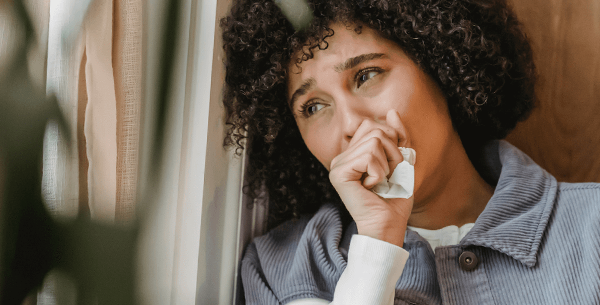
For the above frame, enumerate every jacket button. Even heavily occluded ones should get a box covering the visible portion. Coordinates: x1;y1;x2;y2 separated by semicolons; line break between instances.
459;251;479;271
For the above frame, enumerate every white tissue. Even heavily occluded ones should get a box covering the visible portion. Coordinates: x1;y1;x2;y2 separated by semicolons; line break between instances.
372;147;416;199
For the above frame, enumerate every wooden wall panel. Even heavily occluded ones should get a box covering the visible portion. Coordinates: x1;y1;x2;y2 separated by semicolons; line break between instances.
506;0;600;182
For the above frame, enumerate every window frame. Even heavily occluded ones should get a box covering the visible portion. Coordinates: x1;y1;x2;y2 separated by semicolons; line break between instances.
138;0;267;304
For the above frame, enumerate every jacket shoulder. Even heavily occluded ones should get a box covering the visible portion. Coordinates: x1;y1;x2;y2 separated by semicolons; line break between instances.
552;181;600;228
557;181;600;204
241;203;346;304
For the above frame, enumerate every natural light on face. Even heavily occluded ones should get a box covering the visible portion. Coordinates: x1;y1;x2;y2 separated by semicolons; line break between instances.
287;23;462;201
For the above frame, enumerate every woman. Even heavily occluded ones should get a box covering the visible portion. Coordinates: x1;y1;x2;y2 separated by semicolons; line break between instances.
221;0;600;304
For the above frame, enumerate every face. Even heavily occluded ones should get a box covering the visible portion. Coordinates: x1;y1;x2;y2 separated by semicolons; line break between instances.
287;23;463;203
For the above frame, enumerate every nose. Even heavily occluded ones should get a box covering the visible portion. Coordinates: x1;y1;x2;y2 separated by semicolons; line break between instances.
338;97;371;145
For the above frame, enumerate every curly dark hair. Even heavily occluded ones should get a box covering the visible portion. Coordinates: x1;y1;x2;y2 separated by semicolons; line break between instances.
220;0;536;228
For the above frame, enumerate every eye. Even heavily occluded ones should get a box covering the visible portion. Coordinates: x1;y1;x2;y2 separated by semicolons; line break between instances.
299;100;326;117
356;68;382;88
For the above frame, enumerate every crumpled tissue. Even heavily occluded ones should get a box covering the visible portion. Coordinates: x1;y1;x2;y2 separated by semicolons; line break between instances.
372;147;416;199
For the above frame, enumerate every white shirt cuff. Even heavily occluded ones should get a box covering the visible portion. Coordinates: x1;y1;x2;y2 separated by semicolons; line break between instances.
286;235;409;305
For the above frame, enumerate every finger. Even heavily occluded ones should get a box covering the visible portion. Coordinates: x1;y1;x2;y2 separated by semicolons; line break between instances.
329;138;390;185
352;152;387;189
386;109;410;147
340;137;394;176
347;129;403;173
335;137;392;178
349;119;399;148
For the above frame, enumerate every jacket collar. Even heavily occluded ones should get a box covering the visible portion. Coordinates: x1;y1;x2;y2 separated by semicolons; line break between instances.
459;140;558;268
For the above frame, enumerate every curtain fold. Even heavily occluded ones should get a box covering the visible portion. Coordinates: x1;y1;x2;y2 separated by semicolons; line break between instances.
42;0;142;223
35;0;142;303
40;0;83;303
84;0;118;221
43;0;84;219
113;0;142;223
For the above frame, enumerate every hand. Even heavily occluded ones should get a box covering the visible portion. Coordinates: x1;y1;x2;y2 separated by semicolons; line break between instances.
329;110;414;247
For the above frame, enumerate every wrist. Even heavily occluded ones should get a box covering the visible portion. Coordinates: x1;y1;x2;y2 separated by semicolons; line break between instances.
356;221;407;247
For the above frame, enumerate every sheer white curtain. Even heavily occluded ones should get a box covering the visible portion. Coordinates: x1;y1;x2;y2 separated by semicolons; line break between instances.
0;0;142;303
43;0;84;219
2;0;255;303
113;0;142;223
42;0;142;223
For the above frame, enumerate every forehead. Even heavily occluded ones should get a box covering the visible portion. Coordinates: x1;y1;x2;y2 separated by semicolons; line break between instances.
289;24;391;73
286;23;404;99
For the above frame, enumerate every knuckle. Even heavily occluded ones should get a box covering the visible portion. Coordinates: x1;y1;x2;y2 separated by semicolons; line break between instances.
361;118;374;126
330;156;339;167
372;129;385;138
365;153;377;163
368;137;382;147
330;159;342;172
329;167;341;181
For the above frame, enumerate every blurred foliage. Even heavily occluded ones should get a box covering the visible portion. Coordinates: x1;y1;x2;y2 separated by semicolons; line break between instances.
0;0;183;301
0;0;181;303
0;1;137;303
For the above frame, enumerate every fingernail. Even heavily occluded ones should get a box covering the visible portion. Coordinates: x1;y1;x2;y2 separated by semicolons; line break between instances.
374;116;385;124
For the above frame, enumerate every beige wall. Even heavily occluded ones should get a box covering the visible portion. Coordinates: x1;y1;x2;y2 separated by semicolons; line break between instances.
507;0;600;182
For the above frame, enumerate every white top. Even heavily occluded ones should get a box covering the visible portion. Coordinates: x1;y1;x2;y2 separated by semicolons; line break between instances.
287;223;475;305
408;223;474;251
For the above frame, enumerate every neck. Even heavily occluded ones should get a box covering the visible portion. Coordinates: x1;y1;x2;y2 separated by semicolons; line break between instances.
408;142;494;230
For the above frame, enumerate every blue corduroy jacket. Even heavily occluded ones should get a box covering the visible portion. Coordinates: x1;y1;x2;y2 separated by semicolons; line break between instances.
241;141;600;304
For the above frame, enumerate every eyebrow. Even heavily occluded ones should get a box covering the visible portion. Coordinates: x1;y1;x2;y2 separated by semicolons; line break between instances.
288;53;386;109
334;53;386;73
289;78;315;109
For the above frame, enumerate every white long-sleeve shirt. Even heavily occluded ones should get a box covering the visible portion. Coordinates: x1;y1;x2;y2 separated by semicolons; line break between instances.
288;224;474;305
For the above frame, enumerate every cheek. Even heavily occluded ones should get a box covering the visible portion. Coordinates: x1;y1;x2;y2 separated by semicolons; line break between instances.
401;70;452;137
406;87;454;182
298;122;340;170
376;70;416;115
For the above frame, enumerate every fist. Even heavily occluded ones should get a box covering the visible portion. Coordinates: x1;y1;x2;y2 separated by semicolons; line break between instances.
329;110;414;247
